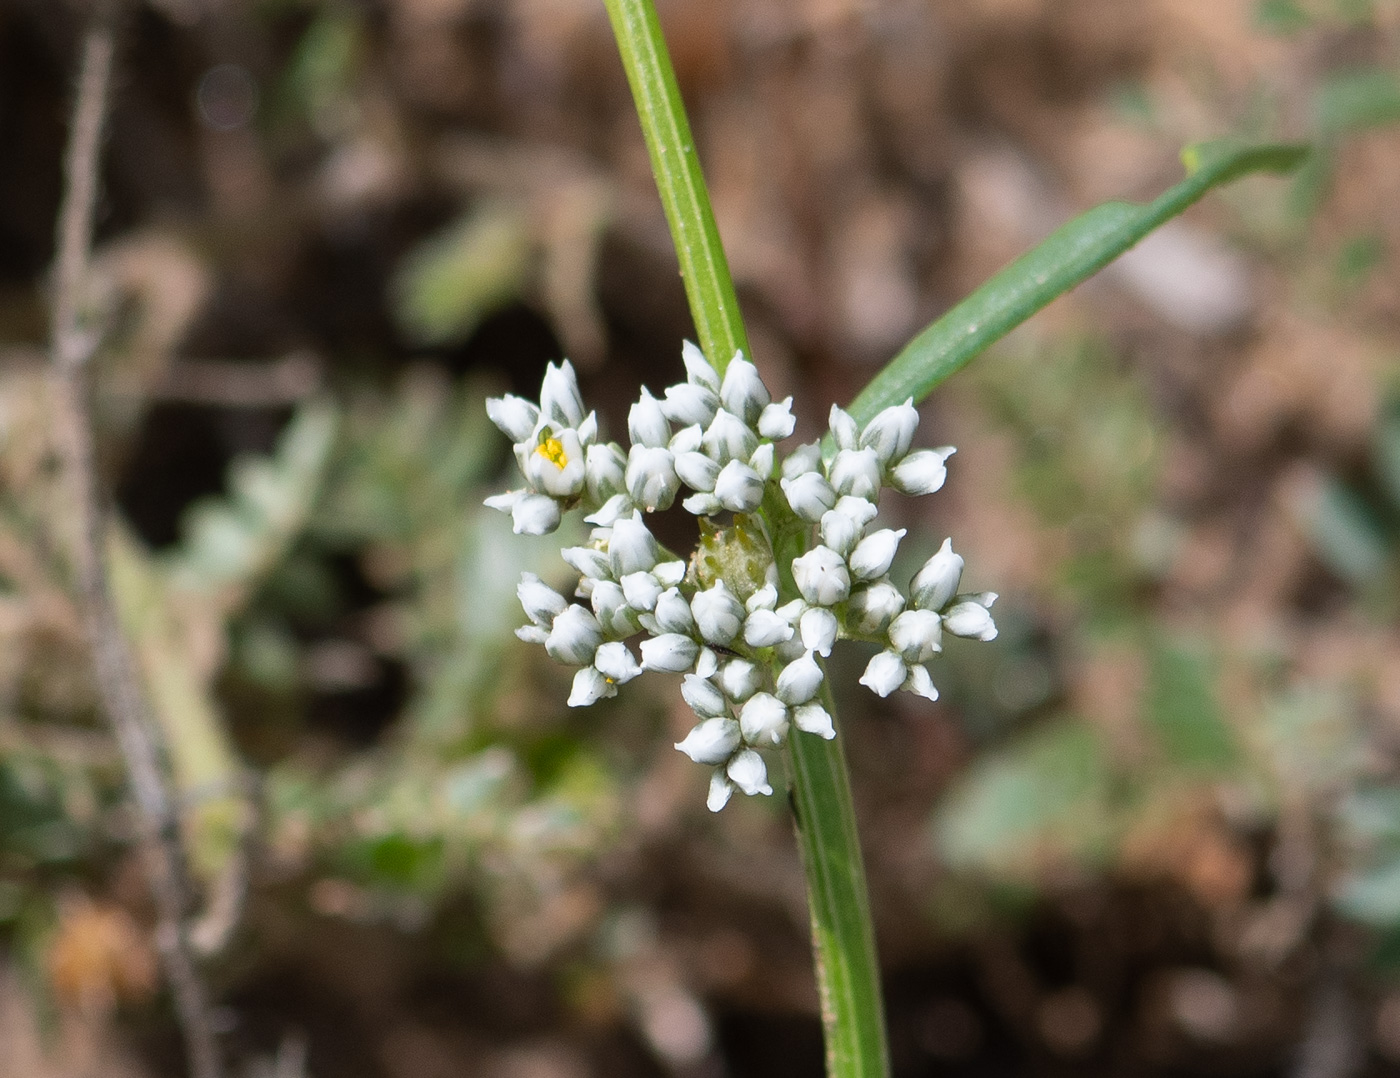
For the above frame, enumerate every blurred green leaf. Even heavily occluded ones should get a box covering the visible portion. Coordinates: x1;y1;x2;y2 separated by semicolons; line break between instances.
1299;476;1391;586
390;203;534;347
1143;638;1236;772
1337;853;1400;926
1254;0;1312;33
1316;68;1400;133
1375;398;1400;510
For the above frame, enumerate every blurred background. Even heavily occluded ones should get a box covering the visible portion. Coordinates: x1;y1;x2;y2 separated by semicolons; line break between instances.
3;0;1400;1075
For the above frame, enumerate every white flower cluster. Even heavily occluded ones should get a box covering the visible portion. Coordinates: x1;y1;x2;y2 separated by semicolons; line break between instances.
487;345;997;811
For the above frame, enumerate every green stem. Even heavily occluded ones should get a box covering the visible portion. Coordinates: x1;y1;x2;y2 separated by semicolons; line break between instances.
602;3;889;1075
601;0;750;374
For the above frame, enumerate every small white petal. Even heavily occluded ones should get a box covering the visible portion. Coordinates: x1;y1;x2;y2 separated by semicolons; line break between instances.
583;492;633;526
670;423;704;455
849;528;906;582
691;581;745;646
739;692;790;745
890;447;954;496
511;493;562;535
661;382;720;428
832;496;879;529
577;411;598;445
727;749;773;796
561;544;611;581
781;442;823;481
744;609;794;648
675;450;721;492
585;443;627;504
719;659;762;702
859;398;919;465
902;663;939;701
653;588;696;634
910;538;964;611
683;492;725;516
703;409;758;463
518;572;567;626
515;624;549;645
859;650;907;697
799;607;838;657
758;397;796;440
829;404;858;450
484;489;523;513
629;386;672;448
620;571;663;611
719;353;770;425
748;441;775;478
654;560;686;587
792;546;851;606
540;360;586;428
776;651;823;706
746;583;778;612
594;641;641;684
569;666;615;707
695;648;720;679
682;340;721;393
707;769;735;812
675;716;742;765
793;702;836;740
943;600;998;641
781;471;837;522
829;447;882;500
486;394;540;443
713;459;765;512
681;674;728;718
546;605;603;666
846;582;906;634
818;508;861;557
888;609;943;663
640;633;702;672
625;444;679;511
609;513;659;576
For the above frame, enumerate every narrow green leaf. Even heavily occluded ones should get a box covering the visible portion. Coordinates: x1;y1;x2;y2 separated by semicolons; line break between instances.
1316;68;1400;133
1143;638;1236;773
845;140;1307;425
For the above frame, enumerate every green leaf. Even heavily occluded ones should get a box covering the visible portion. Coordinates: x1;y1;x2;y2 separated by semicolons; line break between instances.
1316;68;1400;133
1297;476;1391;585
844;140;1308;425
1143;638;1236;772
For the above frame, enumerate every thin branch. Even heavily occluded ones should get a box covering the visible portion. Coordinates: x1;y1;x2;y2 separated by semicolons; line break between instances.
47;8;225;1078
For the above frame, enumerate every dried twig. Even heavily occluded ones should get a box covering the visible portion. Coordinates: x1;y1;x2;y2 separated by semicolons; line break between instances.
47;6;225;1078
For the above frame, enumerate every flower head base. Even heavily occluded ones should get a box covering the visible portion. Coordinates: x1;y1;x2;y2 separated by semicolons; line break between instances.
488;345;997;810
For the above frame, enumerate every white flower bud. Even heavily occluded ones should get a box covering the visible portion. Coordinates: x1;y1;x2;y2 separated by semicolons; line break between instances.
625;444;678;512
744;609;794;648
707;769;735;812
695;648;720;679
540;360;586;429
561;545;611;582
670;423;703;455
662;382;719;428
829;404;858;450
758;397;796;440
849;528;906;581
749;441;775;479
943;597;998;641
739;692;789;745
818;508;861;556
487;394;540;443
902;663;939;701
675;717;741;765
890;447;954;496
859;398;919;465
675;450;720;492
683;492;724;516
859;650;907;697
526;427;586;498
714;459;765;512
640;633;702;672
888;609;942;663
577;411;598;446
703;409;758;463
910;538;963;611
719;658;762;702
832;495;879;529
691;581;745;646
829;447;882;500
609;513;659;577
682;339;720;392
681;674;728;718
510;492;562;535
782;442;823;480
628;386;671;448
792;545;851;606
589;580;638;638
569;666;613;707
846;582;905;634
727;750;772;796
585;443;627;503
781;472;837;522
584;493;633;527
793;702;835;740
620;571;663;611
546;605;603;666
653;588;696;634
799;606;838;657
518;572;567;627
516;624;549;645
654;560;687;587
776;651;823;706
719;353;770;425
594;641;641;684
746;583;778;612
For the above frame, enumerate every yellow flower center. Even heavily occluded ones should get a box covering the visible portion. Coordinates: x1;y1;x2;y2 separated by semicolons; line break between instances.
536;436;568;468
